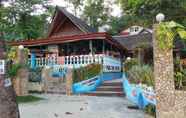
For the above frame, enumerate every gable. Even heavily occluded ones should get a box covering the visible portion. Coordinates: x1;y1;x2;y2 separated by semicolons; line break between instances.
48;7;96;37
50;16;85;37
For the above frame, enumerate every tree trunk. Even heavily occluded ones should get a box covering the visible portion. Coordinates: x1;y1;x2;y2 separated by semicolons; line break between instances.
0;41;20;118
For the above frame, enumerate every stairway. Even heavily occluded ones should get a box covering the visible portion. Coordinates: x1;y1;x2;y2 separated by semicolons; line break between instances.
84;79;125;97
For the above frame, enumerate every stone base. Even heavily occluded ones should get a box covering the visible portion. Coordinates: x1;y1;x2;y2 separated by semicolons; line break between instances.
13;68;29;96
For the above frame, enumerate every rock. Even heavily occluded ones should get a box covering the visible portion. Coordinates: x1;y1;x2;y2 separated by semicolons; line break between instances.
54;113;58;117
65;112;73;115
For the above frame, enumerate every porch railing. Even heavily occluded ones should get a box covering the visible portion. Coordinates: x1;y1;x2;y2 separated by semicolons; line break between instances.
29;54;121;72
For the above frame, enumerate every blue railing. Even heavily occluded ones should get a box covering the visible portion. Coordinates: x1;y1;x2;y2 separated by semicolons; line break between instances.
122;73;156;109
73;75;102;94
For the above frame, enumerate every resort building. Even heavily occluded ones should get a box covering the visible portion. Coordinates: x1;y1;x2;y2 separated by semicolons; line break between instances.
10;6;126;74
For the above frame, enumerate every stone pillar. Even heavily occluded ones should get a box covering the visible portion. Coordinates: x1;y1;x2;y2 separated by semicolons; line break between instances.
14;68;29;96
66;69;73;95
14;46;29;96
42;67;51;93
153;24;176;117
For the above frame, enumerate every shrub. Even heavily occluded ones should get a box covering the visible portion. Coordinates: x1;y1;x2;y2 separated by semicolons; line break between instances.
144;104;156;117
7;63;22;78
124;58;138;73
73;64;101;83
127;65;154;87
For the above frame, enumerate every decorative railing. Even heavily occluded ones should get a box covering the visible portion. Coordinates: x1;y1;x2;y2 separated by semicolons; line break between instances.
35;57;57;67
29;54;121;72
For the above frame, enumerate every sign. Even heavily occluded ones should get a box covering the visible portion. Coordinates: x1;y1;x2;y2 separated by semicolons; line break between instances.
0;60;5;74
4;78;12;87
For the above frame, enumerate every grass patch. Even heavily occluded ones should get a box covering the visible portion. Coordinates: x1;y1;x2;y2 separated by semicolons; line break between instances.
16;95;43;103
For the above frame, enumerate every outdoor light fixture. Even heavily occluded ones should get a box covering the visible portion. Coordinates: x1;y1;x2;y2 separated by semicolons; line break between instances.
18;45;24;50
156;13;165;23
126;57;131;61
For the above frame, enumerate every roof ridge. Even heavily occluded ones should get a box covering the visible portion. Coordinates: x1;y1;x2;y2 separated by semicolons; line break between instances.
57;6;96;33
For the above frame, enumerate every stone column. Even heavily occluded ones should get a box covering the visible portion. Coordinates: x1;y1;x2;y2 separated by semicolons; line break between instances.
153;24;176;117
42;67;51;93
14;46;29;96
66;69;73;95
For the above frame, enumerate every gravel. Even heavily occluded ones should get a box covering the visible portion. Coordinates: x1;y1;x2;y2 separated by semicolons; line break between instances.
19;94;152;118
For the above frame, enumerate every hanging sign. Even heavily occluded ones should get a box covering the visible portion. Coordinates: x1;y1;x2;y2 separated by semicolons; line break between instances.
0;60;5;74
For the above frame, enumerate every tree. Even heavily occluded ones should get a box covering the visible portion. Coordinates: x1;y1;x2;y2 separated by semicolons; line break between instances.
0;40;20;118
0;0;53;41
82;0;109;30
117;0;186;26
67;0;83;16
108;15;149;35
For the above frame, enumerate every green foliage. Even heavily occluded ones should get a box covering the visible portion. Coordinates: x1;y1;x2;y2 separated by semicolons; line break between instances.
174;71;185;89
7;46;29;63
124;58;138;73
82;0;109;30
0;0;53;40
73;64;101;83
68;0;83;15
127;65;154;87
16;95;43;103
7;63;22;78
144;104;156;117
117;0;186;27
156;21;186;50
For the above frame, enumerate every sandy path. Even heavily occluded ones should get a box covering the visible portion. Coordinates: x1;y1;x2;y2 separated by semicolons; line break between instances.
19;94;151;118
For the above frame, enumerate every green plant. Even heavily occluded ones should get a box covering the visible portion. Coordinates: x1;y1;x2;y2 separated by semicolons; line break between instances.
16;95;43;103
7;63;22;78
124;58;138;73
73;64;101;83
144;104;156;117
7;46;29;64
156;21;186;50
127;65;154;87
174;69;186;89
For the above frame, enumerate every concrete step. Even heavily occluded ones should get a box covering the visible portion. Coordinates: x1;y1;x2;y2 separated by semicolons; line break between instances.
101;82;123;86
96;86;123;92
83;91;125;97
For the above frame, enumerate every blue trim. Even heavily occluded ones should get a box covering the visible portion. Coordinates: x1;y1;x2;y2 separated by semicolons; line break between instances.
31;53;36;69
122;73;156;109
101;72;122;81
73;75;102;94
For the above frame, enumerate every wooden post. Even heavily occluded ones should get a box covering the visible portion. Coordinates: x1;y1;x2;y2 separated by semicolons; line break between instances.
0;40;20;118
102;40;105;54
89;40;93;55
